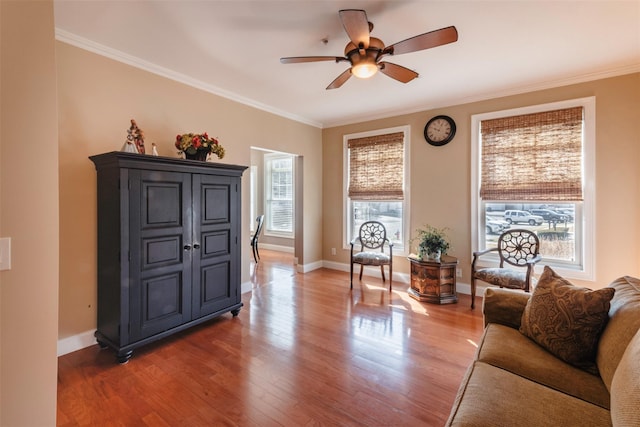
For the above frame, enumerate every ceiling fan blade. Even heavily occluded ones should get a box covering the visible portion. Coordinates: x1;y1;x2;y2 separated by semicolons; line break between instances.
379;62;418;83
280;56;345;64
384;26;458;56
339;9;370;49
326;68;352;90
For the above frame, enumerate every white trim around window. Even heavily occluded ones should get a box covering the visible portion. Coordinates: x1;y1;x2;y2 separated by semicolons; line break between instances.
264;153;295;238
342;125;411;254
471;97;595;281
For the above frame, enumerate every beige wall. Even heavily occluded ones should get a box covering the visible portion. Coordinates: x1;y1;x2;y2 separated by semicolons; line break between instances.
56;42;323;340
1;1;59;425
323;73;640;289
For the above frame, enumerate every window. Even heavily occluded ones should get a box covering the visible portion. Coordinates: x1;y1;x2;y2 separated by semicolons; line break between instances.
344;126;410;252
472;98;595;280
265;154;294;236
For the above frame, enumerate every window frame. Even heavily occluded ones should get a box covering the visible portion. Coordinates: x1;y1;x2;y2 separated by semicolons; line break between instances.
342;125;411;254
471;97;595;280
249;165;257;232
264;153;294;238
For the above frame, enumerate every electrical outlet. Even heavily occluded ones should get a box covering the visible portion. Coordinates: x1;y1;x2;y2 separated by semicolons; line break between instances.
331;248;336;256
456;268;462;278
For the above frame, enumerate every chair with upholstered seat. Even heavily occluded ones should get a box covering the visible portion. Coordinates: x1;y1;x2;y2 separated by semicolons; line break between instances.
350;221;393;291
251;215;265;263
471;229;541;309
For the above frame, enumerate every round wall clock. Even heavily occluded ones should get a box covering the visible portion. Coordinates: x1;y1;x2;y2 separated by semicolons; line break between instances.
424;115;456;146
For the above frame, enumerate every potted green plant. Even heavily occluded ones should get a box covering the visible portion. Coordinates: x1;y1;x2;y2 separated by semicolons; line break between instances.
413;225;450;261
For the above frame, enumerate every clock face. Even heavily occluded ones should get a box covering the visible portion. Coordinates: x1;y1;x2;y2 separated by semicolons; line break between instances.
424;115;456;146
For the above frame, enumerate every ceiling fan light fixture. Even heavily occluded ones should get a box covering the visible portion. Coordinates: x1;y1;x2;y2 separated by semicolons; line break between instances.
352;61;378;79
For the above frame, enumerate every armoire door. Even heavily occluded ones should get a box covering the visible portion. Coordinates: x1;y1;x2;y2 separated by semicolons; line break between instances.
128;169;193;342
191;174;239;318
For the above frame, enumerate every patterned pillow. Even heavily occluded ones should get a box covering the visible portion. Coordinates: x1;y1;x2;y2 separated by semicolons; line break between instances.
520;266;615;374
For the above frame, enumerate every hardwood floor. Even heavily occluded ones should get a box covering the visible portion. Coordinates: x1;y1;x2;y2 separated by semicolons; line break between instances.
57;250;484;426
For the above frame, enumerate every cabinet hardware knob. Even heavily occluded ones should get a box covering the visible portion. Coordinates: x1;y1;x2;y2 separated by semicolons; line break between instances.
193;243;201;249
183;244;192;250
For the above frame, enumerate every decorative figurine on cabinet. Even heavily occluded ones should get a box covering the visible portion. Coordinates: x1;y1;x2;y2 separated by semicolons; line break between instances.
123;119;146;154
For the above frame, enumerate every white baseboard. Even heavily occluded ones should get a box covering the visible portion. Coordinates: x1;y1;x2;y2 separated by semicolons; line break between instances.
259;243;294;253
57;329;96;356
241;281;253;294
457;281;477;296
297;260;323;273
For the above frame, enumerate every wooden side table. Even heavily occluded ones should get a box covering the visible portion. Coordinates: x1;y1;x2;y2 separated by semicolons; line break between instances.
408;255;458;304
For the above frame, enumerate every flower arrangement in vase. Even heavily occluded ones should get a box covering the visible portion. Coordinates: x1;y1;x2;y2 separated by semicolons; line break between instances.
175;132;225;161
412;225;450;261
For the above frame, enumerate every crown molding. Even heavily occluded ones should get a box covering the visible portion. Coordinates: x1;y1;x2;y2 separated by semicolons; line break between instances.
55;28;323;129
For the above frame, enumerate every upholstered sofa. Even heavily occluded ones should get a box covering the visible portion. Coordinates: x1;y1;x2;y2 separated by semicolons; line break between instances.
446;268;640;427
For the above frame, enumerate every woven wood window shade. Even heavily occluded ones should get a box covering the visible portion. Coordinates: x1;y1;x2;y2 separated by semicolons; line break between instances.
348;131;404;200
480;107;584;201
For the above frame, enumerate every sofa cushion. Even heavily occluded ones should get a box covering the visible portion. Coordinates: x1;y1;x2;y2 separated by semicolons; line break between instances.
519;266;615;373
477;323;610;409
610;328;640;427
596;276;640;391
446;361;612;427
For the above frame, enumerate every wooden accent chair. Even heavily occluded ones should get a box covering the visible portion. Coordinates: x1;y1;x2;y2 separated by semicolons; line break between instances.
350;221;394;291
471;229;541;308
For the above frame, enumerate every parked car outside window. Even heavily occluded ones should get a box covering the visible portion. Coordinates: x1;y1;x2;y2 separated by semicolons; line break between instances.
504;210;544;225
486;218;510;234
529;209;568;222
554;208;574;222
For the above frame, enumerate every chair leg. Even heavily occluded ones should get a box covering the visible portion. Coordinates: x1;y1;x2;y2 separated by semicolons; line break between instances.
350;262;354;289
359;265;363;280
470;276;476;309
389;263;393;291
255;242;260;261
380;266;386;282
251;243;258;263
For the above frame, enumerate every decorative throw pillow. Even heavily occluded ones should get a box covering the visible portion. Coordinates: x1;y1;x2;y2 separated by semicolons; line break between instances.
520;266;615;374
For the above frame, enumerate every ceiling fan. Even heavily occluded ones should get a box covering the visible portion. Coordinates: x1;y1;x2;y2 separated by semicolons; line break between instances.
280;9;458;90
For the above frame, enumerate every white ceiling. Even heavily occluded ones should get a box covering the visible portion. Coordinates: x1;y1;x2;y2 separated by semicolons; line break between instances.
54;1;640;128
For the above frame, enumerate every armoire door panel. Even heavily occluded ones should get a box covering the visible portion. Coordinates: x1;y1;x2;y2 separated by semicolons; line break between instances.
143;235;183;269
202;230;230;258
135;272;191;340
142;182;183;228
202;185;231;224
193;261;233;317
193;176;235;234
145;274;182;320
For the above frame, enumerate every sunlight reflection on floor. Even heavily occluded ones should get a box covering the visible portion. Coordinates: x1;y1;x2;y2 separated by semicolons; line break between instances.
248;250;483;376
352;280;430;316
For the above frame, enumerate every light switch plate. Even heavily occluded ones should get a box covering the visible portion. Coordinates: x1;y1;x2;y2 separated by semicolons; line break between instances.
0;237;11;270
